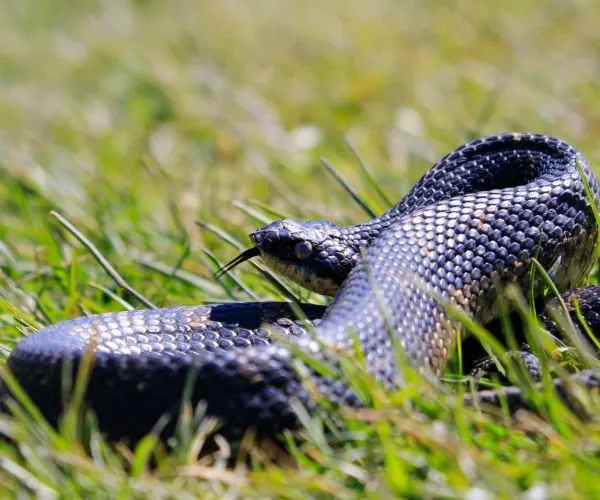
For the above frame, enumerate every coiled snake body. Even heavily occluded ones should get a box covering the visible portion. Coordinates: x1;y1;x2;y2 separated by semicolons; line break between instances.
7;133;600;440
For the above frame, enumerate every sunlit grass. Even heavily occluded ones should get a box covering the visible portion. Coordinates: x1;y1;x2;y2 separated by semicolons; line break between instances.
3;0;600;497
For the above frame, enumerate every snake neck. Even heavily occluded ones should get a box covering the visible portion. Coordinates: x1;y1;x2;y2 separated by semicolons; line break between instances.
343;133;585;237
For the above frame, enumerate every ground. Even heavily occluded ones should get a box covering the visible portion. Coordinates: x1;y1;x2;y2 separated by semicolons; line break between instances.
2;0;600;497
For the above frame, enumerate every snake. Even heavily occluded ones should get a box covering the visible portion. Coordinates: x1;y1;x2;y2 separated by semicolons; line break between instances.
6;133;600;441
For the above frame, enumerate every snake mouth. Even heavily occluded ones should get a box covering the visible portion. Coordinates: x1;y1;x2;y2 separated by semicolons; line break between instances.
213;247;260;279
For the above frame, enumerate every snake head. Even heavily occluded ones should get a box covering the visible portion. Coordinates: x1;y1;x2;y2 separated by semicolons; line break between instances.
215;219;360;296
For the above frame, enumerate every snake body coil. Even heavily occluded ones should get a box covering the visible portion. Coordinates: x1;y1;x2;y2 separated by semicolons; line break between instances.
7;133;600;440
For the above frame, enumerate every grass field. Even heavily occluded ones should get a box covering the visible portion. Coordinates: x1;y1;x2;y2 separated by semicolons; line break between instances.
3;0;600;497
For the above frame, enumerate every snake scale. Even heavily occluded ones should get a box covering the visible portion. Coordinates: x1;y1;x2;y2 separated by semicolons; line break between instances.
7;133;600;441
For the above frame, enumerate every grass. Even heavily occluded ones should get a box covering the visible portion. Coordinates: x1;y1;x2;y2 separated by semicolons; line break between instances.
3;0;600;497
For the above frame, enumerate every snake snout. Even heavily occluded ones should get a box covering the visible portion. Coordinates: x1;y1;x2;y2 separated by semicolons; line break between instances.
249;228;270;250
250;219;303;252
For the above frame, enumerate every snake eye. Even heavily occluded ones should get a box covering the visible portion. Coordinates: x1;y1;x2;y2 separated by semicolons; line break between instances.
293;241;313;260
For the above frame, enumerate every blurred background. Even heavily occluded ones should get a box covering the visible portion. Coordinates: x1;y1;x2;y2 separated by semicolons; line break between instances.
3;0;600;315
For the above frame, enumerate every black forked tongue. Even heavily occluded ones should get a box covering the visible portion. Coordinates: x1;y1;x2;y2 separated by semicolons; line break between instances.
213;247;260;279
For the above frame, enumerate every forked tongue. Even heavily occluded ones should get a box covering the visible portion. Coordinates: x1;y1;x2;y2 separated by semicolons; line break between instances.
213;247;260;279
